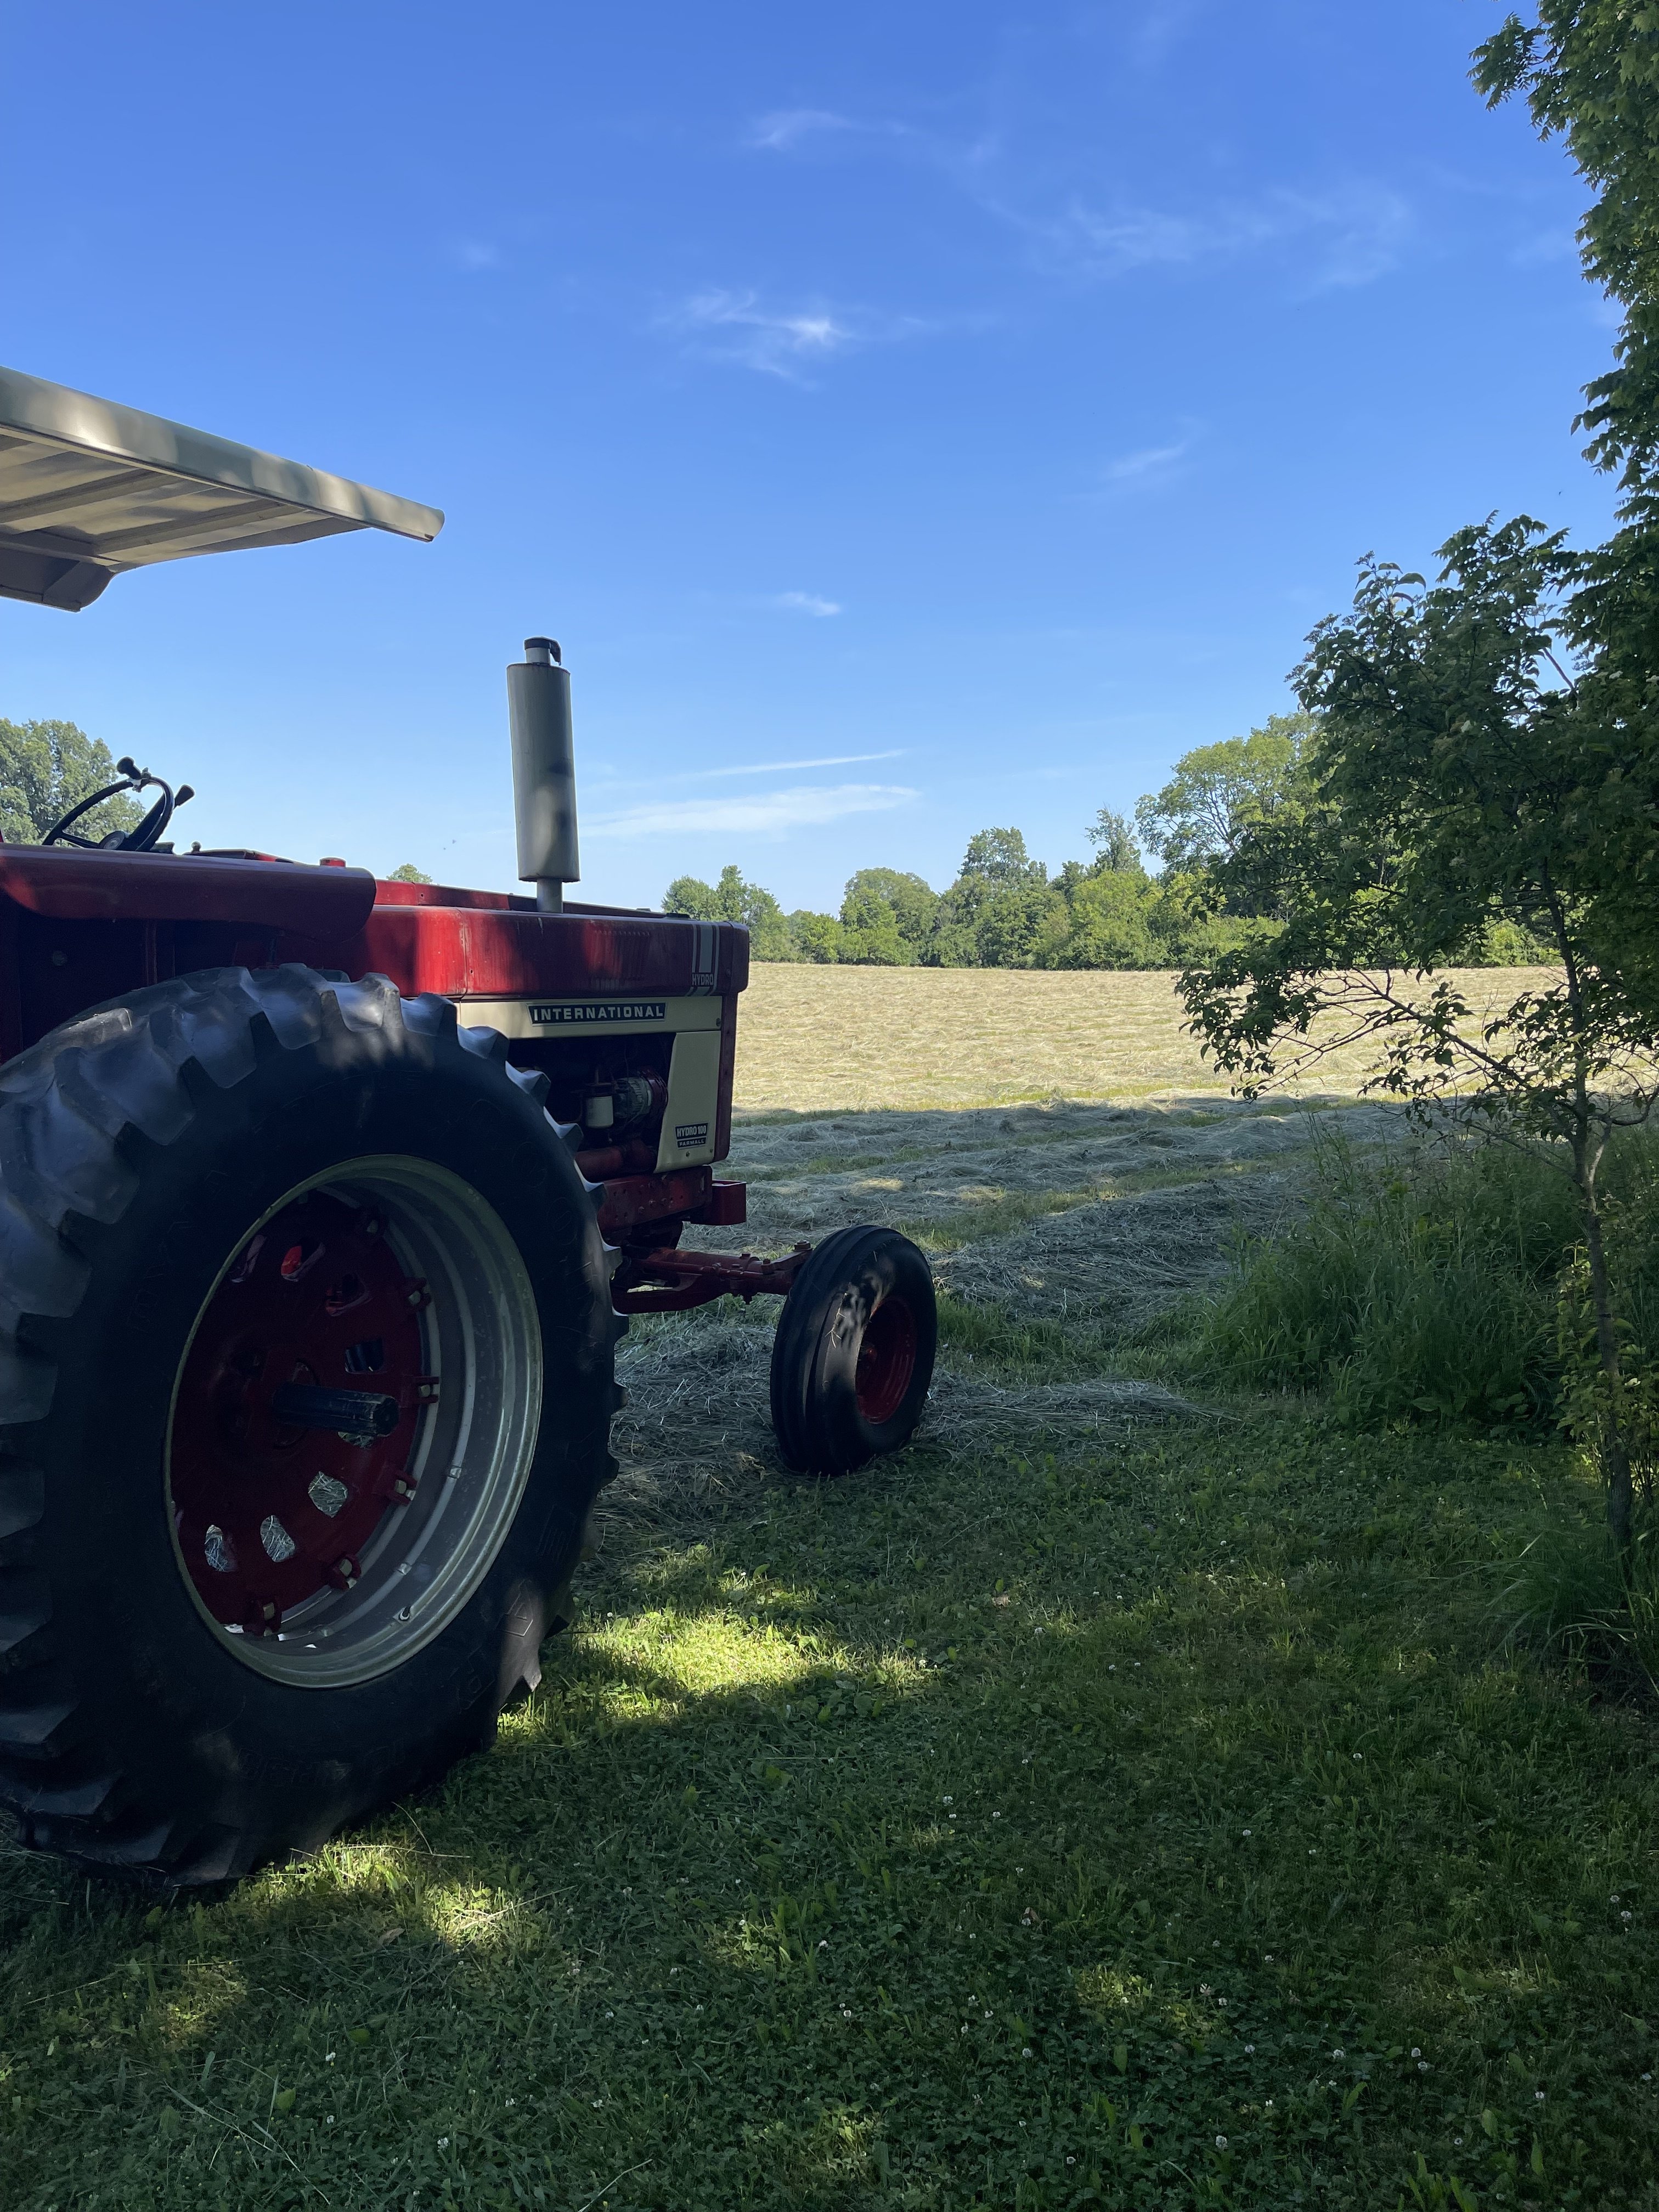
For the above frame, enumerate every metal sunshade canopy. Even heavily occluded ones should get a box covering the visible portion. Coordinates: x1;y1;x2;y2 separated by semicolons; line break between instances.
0;366;443;612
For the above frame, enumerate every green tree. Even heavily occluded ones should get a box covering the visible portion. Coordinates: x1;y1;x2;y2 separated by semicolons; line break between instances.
1085;807;1144;875
1135;712;1317;877
841;867;938;951
959;826;1045;885
787;909;844;963
839;882;907;965
1477;7;1659;506
388;862;432;884
924;873;993;966
1178;518;1659;1551
664;862;792;958
975;879;1059;968
0;719;142;845
1052;870;1161;968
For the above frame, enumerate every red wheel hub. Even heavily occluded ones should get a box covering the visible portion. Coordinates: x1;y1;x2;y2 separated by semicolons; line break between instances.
855;1295;917;1425
171;1191;431;1633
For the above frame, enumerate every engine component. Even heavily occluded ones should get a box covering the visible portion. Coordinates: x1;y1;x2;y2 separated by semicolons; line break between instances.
507;636;579;913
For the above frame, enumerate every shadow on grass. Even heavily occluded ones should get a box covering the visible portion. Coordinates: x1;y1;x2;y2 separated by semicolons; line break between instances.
3;1415;1649;2212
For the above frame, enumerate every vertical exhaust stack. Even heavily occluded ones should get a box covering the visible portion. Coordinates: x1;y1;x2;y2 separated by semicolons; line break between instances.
507;636;580;913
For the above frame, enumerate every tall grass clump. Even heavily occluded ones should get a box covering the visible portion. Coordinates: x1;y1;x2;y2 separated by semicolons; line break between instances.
1502;1517;1659;1693
1193;1127;1585;1427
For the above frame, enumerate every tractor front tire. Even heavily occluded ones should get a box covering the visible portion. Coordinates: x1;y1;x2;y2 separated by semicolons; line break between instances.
0;966;618;1884
770;1224;936;1474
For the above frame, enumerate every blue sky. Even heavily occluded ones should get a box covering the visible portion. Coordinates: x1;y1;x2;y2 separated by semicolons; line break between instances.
0;1;1618;910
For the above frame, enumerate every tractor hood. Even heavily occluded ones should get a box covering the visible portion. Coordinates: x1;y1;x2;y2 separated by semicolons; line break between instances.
0;365;443;611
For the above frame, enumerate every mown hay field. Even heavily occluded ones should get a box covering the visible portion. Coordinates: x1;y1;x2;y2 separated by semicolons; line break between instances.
4;961;1651;2212
731;964;1559;1111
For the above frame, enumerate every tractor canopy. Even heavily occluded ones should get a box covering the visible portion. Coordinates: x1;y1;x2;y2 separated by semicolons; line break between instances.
0;365;443;612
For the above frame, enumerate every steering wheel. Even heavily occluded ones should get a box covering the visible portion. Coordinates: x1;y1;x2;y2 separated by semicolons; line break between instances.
42;757;195;853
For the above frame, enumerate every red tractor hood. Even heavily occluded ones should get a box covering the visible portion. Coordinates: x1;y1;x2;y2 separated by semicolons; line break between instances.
0;847;379;933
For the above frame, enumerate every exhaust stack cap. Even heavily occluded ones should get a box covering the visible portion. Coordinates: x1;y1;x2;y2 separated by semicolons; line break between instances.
507;635;579;913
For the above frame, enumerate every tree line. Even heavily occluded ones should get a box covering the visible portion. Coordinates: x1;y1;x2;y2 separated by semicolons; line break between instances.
666;710;1547;968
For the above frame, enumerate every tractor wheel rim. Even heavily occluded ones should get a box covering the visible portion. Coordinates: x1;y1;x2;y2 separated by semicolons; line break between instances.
166;1155;542;1688
854;1293;917;1425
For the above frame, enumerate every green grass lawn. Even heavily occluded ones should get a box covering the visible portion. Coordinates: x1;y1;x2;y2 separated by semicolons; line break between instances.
2;1373;1655;2210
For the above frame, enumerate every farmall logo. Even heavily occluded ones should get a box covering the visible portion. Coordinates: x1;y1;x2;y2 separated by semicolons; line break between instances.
528;1000;667;1026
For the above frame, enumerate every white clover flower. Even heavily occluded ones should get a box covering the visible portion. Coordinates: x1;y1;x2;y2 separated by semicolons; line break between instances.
325;2052;335;2064
1411;2048;1421;2058
1022;2046;1034;2058
438;2135;450;2147
1536;2090;1545;2102
1216;2134;1228;2149
1418;2061;1430;2074
1333;2050;1344;2059
1245;2045;1255;2055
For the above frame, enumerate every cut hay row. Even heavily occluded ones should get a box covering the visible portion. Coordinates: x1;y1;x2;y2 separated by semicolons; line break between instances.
731;962;1561;1113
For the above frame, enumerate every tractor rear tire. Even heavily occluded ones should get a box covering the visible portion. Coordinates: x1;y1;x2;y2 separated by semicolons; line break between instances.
0;966;619;1884
770;1224;936;1474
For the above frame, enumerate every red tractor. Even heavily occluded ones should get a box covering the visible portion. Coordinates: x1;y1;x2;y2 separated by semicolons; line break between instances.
0;367;936;1883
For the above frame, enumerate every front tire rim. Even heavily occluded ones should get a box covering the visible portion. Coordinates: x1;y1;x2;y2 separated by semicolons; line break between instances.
855;1294;917;1425
166;1156;543;1688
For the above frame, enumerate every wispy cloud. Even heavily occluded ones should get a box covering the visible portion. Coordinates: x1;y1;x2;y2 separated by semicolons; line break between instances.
689;751;903;781
1020;182;1411;290
1106;438;1192;482
748;108;860;151
746;95;1410;296
670;289;855;377
586;782;918;839
666;288;926;379
772;590;842;617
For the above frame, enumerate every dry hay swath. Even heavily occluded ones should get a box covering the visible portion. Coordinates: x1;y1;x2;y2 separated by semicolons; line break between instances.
607;981;1436;1521
607;1301;1198;1523
931;1172;1295;1333
732;964;1562;1114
